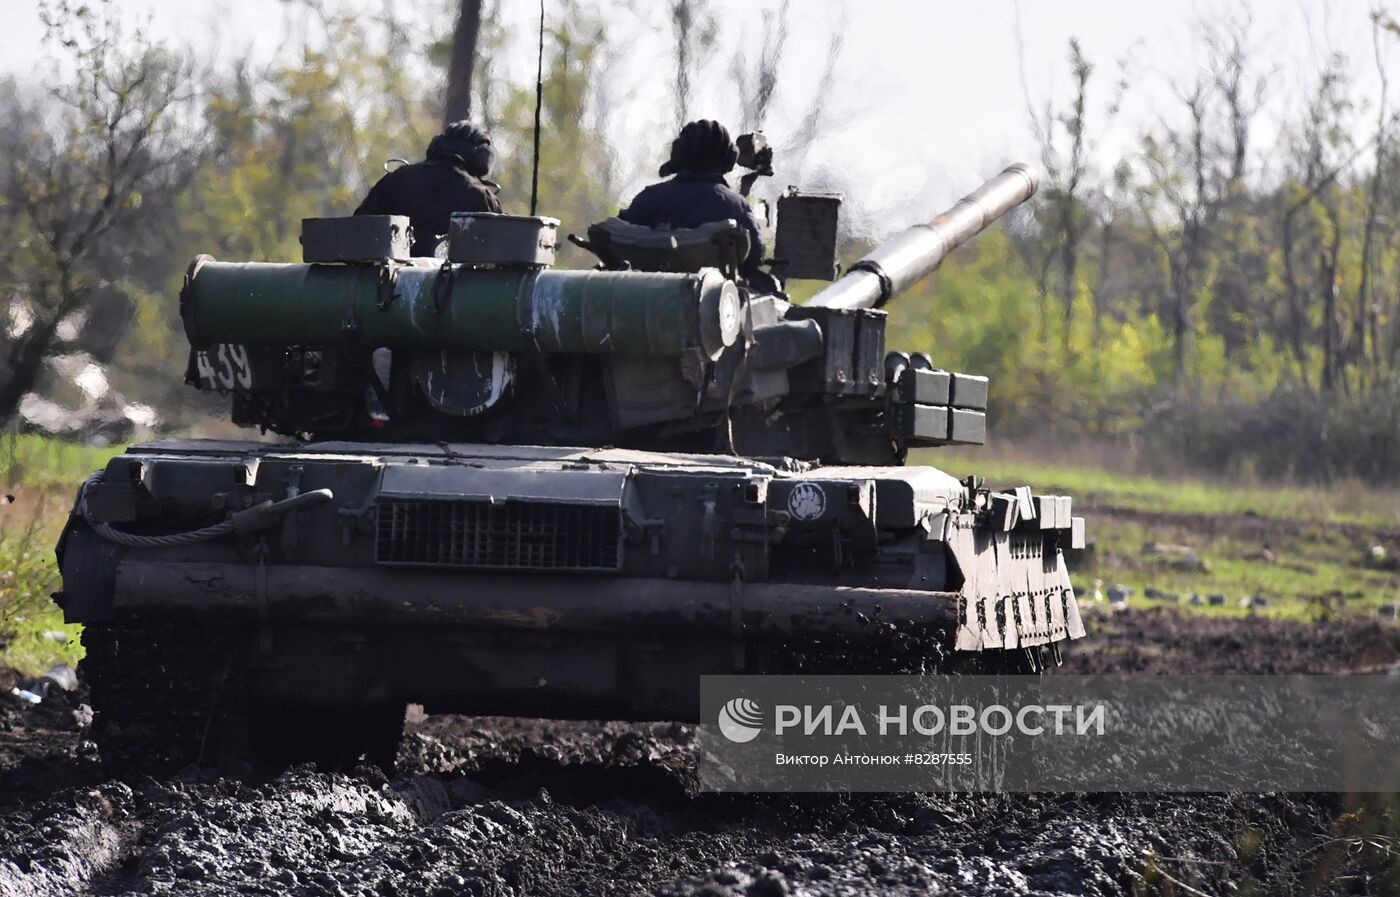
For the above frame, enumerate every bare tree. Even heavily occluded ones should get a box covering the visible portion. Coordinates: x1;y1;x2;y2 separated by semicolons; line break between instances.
1135;12;1267;383
1014;21;1111;343
1056;40;1092;337
657;0;843;196
729;0;790;132
1206;12;1266;196
443;0;483;125
1089;160;1133;343
1280;51;1354;388
472;0;503;133
1353;11;1398;385
1320;211;1342;392
670;0;716;127
779;21;846;174
0;1;195;424
1201;12;1268;355
1013;10;1058;332
1140;77;1215;383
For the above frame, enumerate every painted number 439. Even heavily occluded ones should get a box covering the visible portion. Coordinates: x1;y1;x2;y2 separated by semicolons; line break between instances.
196;343;253;390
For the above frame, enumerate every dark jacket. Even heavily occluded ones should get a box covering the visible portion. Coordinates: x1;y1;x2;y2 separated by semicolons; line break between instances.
619;173;765;273
355;158;501;257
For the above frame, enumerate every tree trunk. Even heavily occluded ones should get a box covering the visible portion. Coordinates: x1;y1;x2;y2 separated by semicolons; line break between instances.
1321;247;1339;393
1090;216;1112;348
0;316;61;424
443;0;483;125
1355;69;1387;386
1355;162;1380;383
1170;253;1189;383
1060;195;1077;342
672;0;695;126
1281;205;1310;386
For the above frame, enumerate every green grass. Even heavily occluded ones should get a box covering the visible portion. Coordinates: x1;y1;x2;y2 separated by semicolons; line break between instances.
1;433;121;675
1067;517;1399;623
1;431;123;491
1;498;85;676
927;450;1400;530
923;448;1400;622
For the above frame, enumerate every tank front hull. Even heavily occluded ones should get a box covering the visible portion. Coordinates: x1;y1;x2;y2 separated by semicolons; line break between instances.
58;439;1083;727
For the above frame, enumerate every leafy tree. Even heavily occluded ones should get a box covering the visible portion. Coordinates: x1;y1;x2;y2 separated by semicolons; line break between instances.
0;0;196;425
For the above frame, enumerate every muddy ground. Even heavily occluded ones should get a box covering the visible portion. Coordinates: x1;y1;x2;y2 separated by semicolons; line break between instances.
2;610;1399;896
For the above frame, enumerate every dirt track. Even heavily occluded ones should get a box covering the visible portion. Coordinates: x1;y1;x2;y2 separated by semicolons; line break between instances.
2;610;1399;896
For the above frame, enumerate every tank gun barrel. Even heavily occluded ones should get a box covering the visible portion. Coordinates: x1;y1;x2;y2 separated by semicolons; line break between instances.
806;163;1039;311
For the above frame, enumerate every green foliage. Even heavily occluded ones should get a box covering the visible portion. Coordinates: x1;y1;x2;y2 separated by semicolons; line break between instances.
965;23;1400;481
1;432;121;490
0;434;120;675
0;0;197;423
487;6;616;264
1096;370;1400;484
885;231;1171;433
0;513;82;677
181;9;441;263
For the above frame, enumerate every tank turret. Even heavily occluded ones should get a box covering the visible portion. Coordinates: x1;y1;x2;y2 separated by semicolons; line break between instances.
179;166;1037;466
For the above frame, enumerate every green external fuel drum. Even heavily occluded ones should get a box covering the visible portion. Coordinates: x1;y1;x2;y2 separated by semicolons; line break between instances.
179;257;741;359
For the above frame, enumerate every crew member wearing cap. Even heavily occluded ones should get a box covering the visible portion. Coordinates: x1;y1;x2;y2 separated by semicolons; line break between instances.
620;119;765;276
355;121;502;257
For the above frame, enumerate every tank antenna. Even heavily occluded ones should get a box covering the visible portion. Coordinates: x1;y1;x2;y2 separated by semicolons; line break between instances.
529;0;545;216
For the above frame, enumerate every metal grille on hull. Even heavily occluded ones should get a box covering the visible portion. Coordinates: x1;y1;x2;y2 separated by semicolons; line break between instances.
375;500;621;571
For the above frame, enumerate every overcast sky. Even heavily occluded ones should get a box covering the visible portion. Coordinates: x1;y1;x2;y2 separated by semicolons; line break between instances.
0;0;1390;231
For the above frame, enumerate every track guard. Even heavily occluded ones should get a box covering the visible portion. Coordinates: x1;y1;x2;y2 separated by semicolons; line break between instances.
947;514;1084;652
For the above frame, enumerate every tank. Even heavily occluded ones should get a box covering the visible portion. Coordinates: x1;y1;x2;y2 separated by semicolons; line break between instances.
54;162;1087;773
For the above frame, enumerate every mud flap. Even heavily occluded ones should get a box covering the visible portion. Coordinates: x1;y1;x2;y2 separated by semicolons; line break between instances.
980;533;1005;648
1001;593;1020;649
1015;592;1036;646
1057;549;1087;640
952;519;988;651
980;593;1003;649
1033;546;1049;634
997;531;1028;647
955;599;982;652
1047;574;1067;636
948;515;1085;651
1023;562;1049;647
1064;592;1087;640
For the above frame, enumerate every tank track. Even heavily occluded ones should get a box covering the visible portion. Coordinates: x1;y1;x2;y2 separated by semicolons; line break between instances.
78;615;1035;780
81;616;405;776
81;616;250;774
